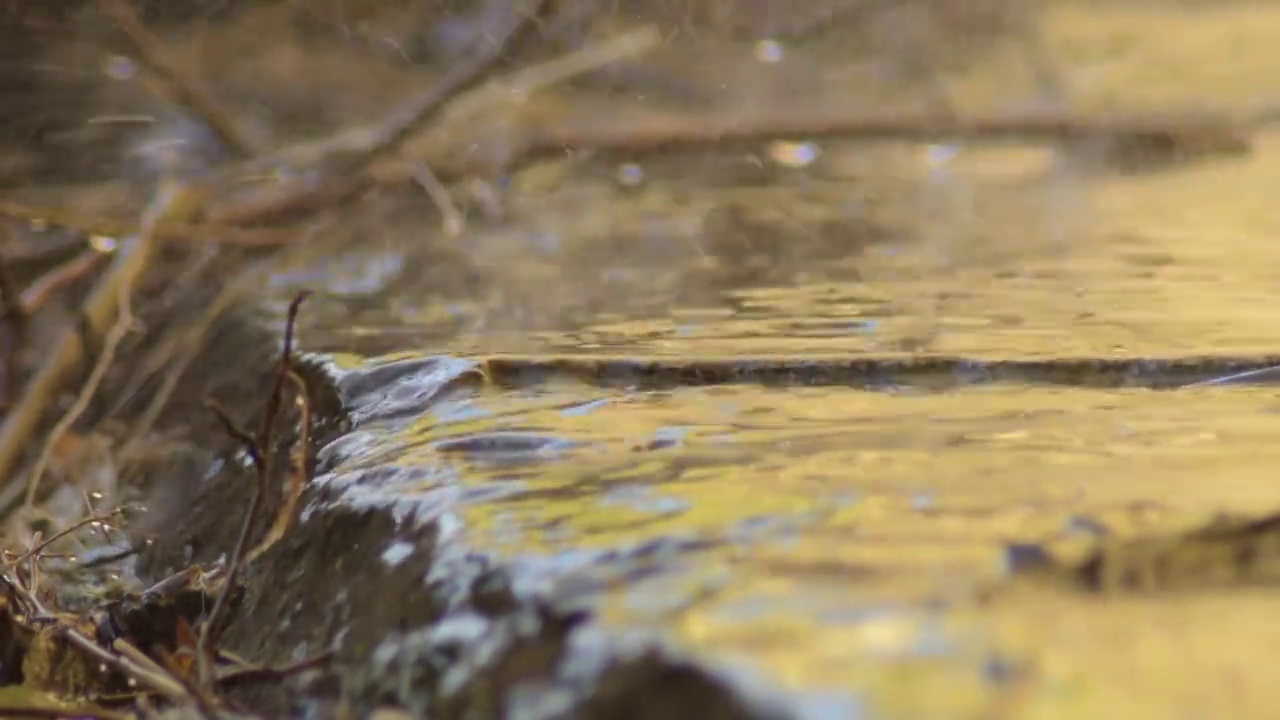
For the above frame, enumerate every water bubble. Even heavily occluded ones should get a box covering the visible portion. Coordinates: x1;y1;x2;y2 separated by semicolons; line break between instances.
754;39;785;64
89;236;117;253
615;163;645;187
769;141;820;168
103;54;137;80
924;143;960;174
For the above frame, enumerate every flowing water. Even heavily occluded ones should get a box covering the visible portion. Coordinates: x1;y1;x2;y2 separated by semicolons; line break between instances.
255;3;1280;718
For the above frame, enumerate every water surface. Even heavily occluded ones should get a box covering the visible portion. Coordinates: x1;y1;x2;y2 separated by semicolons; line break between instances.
294;3;1280;717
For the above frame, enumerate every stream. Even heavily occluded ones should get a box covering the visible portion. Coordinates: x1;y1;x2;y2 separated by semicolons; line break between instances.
218;4;1280;718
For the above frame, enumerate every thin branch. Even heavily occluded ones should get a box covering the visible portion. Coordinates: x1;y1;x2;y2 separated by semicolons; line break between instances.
0;199;298;248
524;106;1253;160
215;649;334;689
21;530;43;599
20;245;116;314
115;639;219;715
60;626;192;701
80;543;142;569
204;400;262;471
82;490;115;545
97;0;258;157
246;370;310;565
257;290;310;454
375;100;1257;187
4;561;52;619
194;461;262;689
196;290;309;688
448;25;663;118
140;564;201;597
410;163;464;238
5;511;122;567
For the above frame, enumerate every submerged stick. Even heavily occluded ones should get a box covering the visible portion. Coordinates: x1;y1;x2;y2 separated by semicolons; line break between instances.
202;0;550;228
0;199;298;247
520;106;1253;163
98;0;258;157
371;24;663;182
358;0;551;168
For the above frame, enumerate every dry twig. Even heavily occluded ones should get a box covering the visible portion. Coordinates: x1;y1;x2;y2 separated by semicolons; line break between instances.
59;627;191;701
245;369;311;565
4;510;122;568
196;290;309;687
215;649;334;689
115;637;220;714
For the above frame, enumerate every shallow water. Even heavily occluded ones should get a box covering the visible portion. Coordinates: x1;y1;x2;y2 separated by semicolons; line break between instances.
288;3;1280;718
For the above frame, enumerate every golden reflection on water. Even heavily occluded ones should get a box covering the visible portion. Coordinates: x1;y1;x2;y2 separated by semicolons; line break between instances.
308;2;1280;717
384;378;1280;718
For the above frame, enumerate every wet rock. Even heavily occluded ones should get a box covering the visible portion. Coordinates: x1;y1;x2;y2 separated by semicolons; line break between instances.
356;609;788;720
1074;513;1280;593
327;356;485;427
